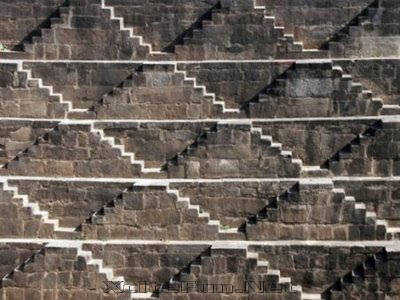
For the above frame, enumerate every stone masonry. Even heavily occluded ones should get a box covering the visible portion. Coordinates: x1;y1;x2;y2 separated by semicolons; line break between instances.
1;0;400;299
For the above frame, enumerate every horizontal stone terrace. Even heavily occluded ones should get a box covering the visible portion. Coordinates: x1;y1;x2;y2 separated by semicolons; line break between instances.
2;176;400;241
1;241;396;300
14;59;400;119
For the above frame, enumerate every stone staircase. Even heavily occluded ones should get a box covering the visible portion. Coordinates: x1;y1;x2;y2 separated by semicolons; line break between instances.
21;2;72;55
76;243;137;295
246;60;384;118
0;242;137;298
165;120;305;178
99;0;170;60
333;187;400;239
15;62;88;116
18;0;167;60
173;0;328;59
165;244;321;299
252;0;328;59
327;0;381;54
331;64;400;115
331;64;384;112
1;248;44;285
250;124;331;178
96;63;241;116
327;0;400;58
320;247;390;300
322;120;383;172
0;179;79;239
90;124;163;173
173;64;241;114
100;0;327;60
82;181;245;240
163;120;330;178
245;179;400;240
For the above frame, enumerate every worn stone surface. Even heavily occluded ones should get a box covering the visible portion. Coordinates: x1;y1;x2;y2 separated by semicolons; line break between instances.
97;122;212;168
0;64;67;118
0;120;58;167
93;64;224;119
248;62;382;118
24;62;140;110
336;59;400;107
166;123;302;178
9;180;131;229
254;119;376;166
1;124;145;178
258;0;371;49
250;245;381;294
170;181;294;228
17;0;153;60
335;179;400;226
326;121;400;177
0;0;65;49
0;185;57;238
0;243;43;279
81;186;223;240
108;0;220;52
1;0;400;299
0;246;125;300
245;182;390;241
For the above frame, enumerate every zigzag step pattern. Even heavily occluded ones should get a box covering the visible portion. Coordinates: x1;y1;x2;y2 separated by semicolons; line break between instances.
86;181;243;239
167;244;321;300
0;242;138;298
90;124;162;174
252;0;323;56
249;123;330;177
15;62;88;115
0;179;76;233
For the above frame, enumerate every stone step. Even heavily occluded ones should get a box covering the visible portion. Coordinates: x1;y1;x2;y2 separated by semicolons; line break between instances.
301;166;331;177
218;229;246;240
380;105;400;115
0;51;33;59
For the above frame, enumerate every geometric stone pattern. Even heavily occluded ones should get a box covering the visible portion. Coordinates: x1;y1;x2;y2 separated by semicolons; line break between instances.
1;0;400;299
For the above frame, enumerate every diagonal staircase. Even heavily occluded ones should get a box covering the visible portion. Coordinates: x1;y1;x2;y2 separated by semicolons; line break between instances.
0;179;78;237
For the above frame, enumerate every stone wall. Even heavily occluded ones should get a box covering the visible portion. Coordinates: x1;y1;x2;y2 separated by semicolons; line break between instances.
80;186;222;240
171;181;295;228
0;120;58;167
166;124;301;178
336;59;400;106
25;62;139;110
258;0;372;49
328;0;400;58
1;124;144;178
0;246;117;300
83;244;210;287
335;179;400;226
98;122;213;169
0;0;65;49
255;119;376;166
181;61;383;118
245;182;387;241
327;121;400;177
0;243;43;279
108;0;219;52
248;61;382;118
93;64;224;119
0;186;54;238
9;180;131;228
179;62;291;109
23;0;152;60
324;248;400;299
0;64;67;118
250;245;380;293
